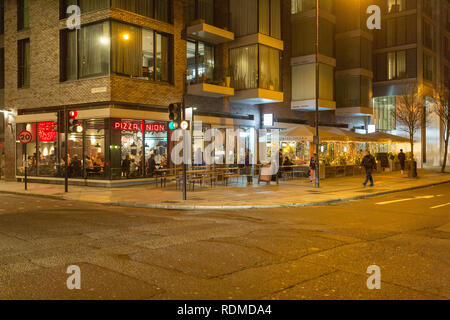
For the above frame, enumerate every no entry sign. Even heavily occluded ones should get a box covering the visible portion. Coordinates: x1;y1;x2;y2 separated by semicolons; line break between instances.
18;130;33;144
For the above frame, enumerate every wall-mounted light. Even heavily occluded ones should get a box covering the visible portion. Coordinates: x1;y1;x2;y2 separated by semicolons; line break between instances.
122;33;130;40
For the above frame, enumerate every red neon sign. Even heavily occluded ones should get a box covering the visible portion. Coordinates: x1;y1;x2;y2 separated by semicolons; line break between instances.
113;121;166;132
38;122;57;142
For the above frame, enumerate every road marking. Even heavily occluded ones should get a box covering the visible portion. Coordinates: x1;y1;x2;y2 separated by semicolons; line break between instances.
376;195;435;205
431;203;450;210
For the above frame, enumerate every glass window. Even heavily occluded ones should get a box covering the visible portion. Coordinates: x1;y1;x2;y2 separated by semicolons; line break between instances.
79;22;110;78
84;120;106;179
144;121;168;171
291;0;332;14
388;0;405;13
37;122;59;177
156;33;170;82
187;40;215;84
18;0;30;30
373;96;396;131
0;48;4;89
111;22;172;82
423;53;434;82
111;0;170;23
18;38;30;88
292;63;315;101
61;22;110;81
230;45;258;90
64;30;78;81
16;123;37;176
65;130;83;178
259;45;281;91
111;21;142;77
120;120;144;178
258;0;281;39
230;0;258;37
142;28;155;80
0;0;4;35
80;0;109;13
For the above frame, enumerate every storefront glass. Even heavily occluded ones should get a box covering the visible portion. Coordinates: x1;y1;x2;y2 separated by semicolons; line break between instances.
16;123;37;176
37;121;58;177
84;119;106;179
0;111;4;180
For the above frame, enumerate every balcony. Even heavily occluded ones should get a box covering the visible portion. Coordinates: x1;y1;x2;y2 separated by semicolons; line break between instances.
231;89;284;105
187;67;234;98
187;19;234;45
185;1;234;45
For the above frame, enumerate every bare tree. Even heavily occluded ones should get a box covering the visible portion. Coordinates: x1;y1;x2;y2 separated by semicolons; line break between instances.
393;82;427;161
432;85;450;173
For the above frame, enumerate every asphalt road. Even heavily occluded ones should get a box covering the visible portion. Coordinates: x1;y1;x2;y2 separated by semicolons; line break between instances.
0;183;449;300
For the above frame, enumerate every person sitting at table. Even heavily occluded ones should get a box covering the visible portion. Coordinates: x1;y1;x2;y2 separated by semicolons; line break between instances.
148;153;157;177
160;154;168;168
130;159;139;177
70;154;82;178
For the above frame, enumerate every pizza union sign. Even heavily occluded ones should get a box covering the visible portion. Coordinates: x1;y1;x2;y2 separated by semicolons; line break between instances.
113;121;166;132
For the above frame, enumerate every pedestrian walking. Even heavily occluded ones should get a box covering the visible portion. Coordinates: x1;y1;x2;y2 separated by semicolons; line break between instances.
398;149;406;174
361;151;376;187
309;153;318;183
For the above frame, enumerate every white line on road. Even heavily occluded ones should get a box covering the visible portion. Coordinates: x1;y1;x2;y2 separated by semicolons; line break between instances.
430;203;450;210
376;195;435;205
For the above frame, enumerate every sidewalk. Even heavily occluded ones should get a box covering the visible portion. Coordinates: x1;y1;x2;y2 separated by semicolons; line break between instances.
1;170;449;210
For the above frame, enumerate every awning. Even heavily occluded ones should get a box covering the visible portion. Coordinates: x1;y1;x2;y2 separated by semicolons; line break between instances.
281;125;348;142
281;125;411;143
364;132;411;143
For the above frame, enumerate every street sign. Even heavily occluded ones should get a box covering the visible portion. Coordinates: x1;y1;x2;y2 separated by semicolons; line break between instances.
18;130;33;144
17;130;33;191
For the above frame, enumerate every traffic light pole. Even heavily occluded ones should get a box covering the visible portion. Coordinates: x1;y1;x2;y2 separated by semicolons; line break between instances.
182;72;188;201
64;108;69;193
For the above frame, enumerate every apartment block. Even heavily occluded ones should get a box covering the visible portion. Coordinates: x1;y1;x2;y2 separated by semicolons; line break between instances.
0;0;447;184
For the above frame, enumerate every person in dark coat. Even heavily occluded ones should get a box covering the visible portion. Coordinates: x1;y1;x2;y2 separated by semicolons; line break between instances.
309;153;318;183
398;149;406;174
361;151;376;187
148;153;157;177
245;150;253;184
121;155;131;179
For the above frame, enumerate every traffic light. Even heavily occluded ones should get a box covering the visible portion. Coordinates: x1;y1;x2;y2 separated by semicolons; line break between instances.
168;103;183;129
68;110;83;133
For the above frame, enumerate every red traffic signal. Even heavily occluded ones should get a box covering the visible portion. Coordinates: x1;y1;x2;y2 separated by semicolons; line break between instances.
68;110;83;133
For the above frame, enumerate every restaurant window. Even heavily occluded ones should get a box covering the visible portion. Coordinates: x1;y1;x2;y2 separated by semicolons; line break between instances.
111;21;172;83
84;120;106;179
0;48;4;89
230;44;281;91
187;40;214;84
62;127;84;178
373;96;396;132
60;21;110;81
144;120;168;171
18;38;30;88
18;0;30;31
120;120;144;178
111;0;171;23
0;112;4;179
16;123;37;176
37;122;59;177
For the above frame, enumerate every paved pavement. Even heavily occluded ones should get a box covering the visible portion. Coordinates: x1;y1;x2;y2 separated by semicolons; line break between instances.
0;183;449;300
0;170;449;209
